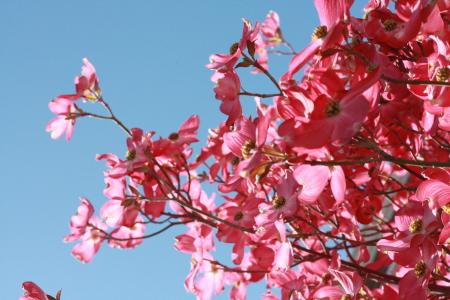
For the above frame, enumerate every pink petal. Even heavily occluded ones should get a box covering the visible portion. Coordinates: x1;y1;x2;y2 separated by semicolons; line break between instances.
314;0;353;28
294;164;330;203
20;282;48;300
416;179;450;208
286;41;320;78
330;166;346;204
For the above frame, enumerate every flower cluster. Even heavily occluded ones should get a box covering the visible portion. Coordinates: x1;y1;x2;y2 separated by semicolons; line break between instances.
32;0;450;299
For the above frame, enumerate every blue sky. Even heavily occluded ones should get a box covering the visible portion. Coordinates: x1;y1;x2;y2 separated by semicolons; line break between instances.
0;1;366;299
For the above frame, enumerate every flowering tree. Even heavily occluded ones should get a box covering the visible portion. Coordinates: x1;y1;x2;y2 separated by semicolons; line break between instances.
20;0;450;299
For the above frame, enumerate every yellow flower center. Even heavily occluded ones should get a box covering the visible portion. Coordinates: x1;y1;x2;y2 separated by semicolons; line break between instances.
272;196;286;209
234;211;244;221
414;260;427;277
90;229;102;242
325;100;341;117
409;219;423;233
383;19;397;32
321;272;332;283
126;149;136;160
241;140;256;160
358;288;369;300
83;87;102;102
442;204;450;214
436;67;449;82
312;25;328;41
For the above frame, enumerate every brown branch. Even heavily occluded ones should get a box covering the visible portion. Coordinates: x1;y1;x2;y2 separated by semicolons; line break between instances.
239;91;282;98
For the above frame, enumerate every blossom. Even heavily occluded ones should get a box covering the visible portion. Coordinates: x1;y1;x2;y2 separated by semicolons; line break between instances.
108;218;145;249
213;69;241;125
46;95;77;140
279;66;380;148
377;200;439;252
75;58;101;101
285;0;352;78
64;197;94;242
19;282;48;300
64;198;106;263
256;171;299;225
364;1;434;49
43;3;450;299
279;93;369;148
206;19;259;71
262;11;282;46
175;222;215;257
397;240;438;300
46;58;101;140
313;270;363;300
416;179;450;209
70;216;107;263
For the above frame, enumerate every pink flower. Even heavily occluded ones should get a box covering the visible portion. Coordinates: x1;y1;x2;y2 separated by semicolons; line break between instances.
377;201;439;252
64;197;94;242
46;95;77;140
223;116;256;160
46;59;102;141
240;245;275;282
71;216;107;263
193;259;226;300
267;269;305;299
167;114;200;147
64;198;107;263
279;69;380;148
280;92;369;148
416;179;450;209
256;172;298;225
108;218;145;249
272;220;293;271
175;222;215;257
100;199;139;227
99;177;139;228
262;11;282;45
294;164;329;203
313;269;363;300
397;240;438;300
75;58;101;101
285;0;352;78
19;282;48;300
364;2;433;49
216;195;260;264
213;69;241;125
252;34;269;73
206;19;259;71
438;212;450;244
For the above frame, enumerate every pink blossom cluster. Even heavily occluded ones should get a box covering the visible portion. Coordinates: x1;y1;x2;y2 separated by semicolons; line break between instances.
22;0;450;299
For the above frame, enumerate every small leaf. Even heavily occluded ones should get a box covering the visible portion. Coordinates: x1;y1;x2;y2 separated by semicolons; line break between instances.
251;161;272;183
229;42;239;54
319;48;339;58
247;40;256;58
129;185;141;196
122;198;135;207
235;57;253;69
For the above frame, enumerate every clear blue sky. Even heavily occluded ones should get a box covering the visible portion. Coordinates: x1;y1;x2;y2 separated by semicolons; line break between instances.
0;1;366;299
